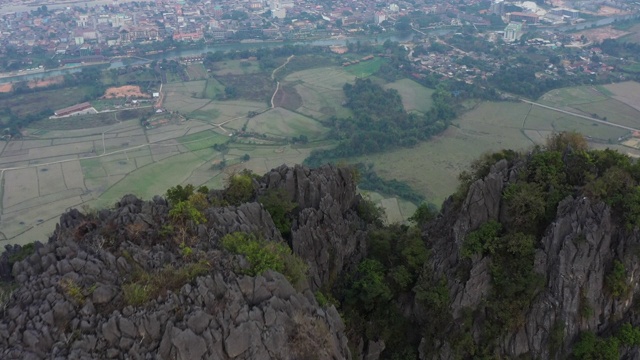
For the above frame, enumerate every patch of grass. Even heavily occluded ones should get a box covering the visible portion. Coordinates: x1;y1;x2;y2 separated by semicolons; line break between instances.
8;243;36;265
539;85;608;108
0;282;18;314
95;151;208;207
189;108;221;122
622;63;640;73
122;283;151;307
211;60;262;76
282;67;357;120
595;85;614;97
384;78;434;114
570;98;640;129
221;232;308;289
275;55;340;80
617;23;640;43
178;130;229;151
59;278;96;305
123;260;212;306
80;158;105;179
202;78;225;99
245;108;328;139
343;57;387;77
217;73;276;103
186;64;208;80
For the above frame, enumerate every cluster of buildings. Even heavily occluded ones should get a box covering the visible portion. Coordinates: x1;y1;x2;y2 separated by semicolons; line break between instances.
488;0;612;43
410;20;624;86
0;0;638;76
4;0;619;59
0;0;444;59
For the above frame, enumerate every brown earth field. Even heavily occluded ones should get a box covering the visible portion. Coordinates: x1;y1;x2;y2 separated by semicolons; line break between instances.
575;26;630;43
604;81;640;112
273;85;303;111
103;85;150;99
28;76;64;89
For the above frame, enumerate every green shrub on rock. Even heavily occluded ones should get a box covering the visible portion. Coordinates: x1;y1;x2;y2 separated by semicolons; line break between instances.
221;232;308;288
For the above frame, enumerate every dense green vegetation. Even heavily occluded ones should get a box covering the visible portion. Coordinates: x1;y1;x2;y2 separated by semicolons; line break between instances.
258;188;297;237
436;132;640;356
221;232;308;288
7;243;36;267
305;78;455;166
123;260;212;307
573;323;640;360
336;223;429;358
332;132;640;359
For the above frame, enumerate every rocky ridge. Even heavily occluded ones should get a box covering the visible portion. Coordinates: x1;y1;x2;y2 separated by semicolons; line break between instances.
0;164;361;359
4;153;640;359
424;158;640;359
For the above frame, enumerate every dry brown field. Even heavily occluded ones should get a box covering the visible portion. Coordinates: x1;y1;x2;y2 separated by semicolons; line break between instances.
604;81;640;112
103;85;150;98
574;26;630;42
28;76;64;89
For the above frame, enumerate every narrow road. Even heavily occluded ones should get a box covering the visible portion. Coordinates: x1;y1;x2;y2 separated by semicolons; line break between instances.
270;82;281;109
521;99;640;133
271;54;295;80
270;55;295;109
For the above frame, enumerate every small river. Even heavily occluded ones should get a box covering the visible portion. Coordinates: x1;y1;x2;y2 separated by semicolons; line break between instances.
0;32;419;84
558;13;640;31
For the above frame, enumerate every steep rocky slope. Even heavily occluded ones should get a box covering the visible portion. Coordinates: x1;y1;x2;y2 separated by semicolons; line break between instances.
0;164;362;359
421;149;640;359
3;141;640;360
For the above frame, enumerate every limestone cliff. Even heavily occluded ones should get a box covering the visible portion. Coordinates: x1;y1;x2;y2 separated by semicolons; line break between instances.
3;153;640;360
423;156;640;359
0;165;359;359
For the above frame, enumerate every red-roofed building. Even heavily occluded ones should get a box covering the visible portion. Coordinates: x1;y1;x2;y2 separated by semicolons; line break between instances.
507;12;539;24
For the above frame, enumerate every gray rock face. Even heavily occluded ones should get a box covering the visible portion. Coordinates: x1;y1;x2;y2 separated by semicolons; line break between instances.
262;164;368;290
426;159;519;320
422;158;640;359
0;186;351;359
204;203;283;243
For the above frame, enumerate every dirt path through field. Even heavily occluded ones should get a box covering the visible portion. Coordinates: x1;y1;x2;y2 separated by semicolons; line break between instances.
271;55;295;108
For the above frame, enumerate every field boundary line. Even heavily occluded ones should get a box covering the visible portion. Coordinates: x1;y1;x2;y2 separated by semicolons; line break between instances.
521;99;640;133
0;126;234;176
0;198;86;243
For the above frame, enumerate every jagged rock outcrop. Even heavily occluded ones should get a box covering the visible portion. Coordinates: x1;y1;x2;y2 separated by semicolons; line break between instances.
0;165;356;359
423;158;640;359
427;160;518;316
262;164;368;290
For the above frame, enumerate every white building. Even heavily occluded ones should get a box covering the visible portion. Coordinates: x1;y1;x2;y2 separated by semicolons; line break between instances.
374;11;386;25
272;7;286;19
504;22;523;42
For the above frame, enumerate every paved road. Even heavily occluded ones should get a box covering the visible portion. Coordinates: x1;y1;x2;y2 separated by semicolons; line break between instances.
520;99;640;133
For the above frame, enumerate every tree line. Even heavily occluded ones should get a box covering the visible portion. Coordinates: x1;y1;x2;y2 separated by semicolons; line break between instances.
305;78;455;167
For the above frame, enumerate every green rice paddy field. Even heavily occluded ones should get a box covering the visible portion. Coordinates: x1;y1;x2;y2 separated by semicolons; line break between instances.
5;56;640;246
